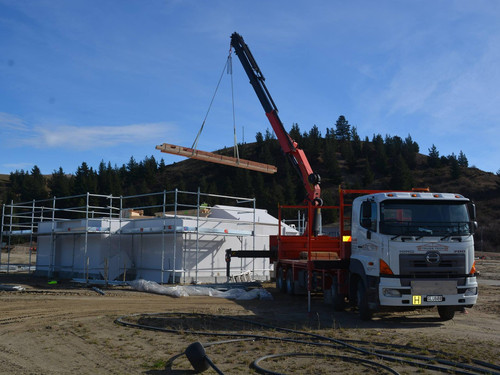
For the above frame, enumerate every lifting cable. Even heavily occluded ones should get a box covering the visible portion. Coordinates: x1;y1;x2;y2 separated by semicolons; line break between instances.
115;312;500;375
229;52;240;162
191;48;240;164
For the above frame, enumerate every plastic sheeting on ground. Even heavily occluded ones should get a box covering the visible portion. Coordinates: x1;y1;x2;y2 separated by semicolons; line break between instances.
129;279;273;300
0;284;25;291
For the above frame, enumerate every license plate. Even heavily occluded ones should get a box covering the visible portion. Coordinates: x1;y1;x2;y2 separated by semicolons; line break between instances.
426;295;443;302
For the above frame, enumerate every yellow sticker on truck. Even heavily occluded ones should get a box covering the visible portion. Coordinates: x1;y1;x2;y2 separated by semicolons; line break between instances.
412;295;422;305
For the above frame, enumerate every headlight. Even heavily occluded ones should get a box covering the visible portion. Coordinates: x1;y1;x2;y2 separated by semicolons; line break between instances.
464;287;477;296
383;288;401;297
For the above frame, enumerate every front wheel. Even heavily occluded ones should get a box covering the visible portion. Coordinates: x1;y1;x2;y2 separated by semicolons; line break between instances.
437;306;455;321
356;280;373;321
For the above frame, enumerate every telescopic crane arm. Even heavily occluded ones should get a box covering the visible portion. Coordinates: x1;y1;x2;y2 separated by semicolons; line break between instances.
230;32;322;206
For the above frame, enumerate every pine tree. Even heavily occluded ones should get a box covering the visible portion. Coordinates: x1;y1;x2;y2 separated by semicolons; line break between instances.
373;134;388;173
449;153;461;179
73;162;97;195
458;150;468;168
255;132;264;144
97;161;112;194
304;124;321;160
428;144;440;168
23;166;48;201
289;123;302;143
351;126;362;158
49;167;72;198
335;115;351;141
8;170;26;202
402;134;419;169
385;135;403;159
264;128;275;141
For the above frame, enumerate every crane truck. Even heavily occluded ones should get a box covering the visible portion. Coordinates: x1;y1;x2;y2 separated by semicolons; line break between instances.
229;32;478;321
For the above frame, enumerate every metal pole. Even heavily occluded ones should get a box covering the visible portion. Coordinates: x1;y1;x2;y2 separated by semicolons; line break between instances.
7;200;13;275
50;196;56;277
71;231;76;275
252;197;256;277
161;190;166;284
29;199;35;273
307;202;313;313
119;195;123;280
174;188;179;283
109;195;113;219
0;204;5;270
107;195;112;283
84;192;89;280
195;187;200;283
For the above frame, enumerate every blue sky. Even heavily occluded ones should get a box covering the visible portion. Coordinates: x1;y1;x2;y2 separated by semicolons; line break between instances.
1;0;499;176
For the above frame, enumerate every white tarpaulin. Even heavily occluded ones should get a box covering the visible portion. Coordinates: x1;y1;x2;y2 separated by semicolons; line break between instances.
129;279;273;300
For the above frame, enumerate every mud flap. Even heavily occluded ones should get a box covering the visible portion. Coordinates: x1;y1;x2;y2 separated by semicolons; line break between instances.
366;275;380;310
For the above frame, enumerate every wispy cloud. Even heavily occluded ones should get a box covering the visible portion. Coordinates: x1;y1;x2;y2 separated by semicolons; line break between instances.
19;122;176;150
0;112;29;131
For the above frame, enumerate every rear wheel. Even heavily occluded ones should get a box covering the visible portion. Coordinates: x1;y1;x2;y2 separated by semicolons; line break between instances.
286;269;295;295
356;280;373;321
437;306;455;321
276;267;286;293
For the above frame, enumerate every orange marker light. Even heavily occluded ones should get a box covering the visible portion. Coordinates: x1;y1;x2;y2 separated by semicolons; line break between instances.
380;259;394;275
469;261;477;275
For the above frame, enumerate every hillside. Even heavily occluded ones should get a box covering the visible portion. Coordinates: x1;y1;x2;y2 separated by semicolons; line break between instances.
161;143;500;250
1;131;499;251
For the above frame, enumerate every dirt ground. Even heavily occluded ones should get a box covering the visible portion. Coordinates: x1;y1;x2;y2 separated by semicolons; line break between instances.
0;251;499;374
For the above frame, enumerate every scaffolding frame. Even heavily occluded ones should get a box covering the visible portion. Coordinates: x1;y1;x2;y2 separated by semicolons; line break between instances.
0;189;259;283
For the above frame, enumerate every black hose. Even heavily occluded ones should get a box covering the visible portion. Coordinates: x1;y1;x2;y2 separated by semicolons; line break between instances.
115;312;500;375
252;352;399;375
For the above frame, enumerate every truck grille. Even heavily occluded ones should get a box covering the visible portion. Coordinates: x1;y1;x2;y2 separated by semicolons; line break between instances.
399;253;465;277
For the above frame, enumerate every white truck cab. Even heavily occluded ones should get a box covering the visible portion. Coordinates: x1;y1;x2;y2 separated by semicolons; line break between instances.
349;191;478;320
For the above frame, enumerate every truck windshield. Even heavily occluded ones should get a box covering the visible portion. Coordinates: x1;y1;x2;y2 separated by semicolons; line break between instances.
379;200;471;237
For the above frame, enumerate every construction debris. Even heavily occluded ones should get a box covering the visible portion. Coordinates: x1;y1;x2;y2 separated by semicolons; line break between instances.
0;284;25;292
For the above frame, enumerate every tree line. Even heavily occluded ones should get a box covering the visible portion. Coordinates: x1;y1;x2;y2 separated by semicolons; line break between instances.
2;116;470;217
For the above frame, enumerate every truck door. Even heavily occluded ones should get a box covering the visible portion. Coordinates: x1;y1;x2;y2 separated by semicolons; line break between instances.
353;200;381;277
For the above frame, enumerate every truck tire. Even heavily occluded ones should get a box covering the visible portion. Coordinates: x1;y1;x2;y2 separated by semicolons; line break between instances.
437;306;455;321
357;279;373;321
276;267;286;293
332;278;346;311
286;269;295;295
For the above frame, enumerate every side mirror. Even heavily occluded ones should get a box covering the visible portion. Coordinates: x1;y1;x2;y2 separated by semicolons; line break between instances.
361;201;372;219
361;201;373;230
471;221;478;233
469;202;477;221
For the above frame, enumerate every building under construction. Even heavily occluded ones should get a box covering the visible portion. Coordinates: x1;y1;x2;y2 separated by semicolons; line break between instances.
1;189;297;284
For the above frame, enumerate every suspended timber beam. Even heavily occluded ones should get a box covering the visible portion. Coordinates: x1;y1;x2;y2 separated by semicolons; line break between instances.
156;143;278;174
